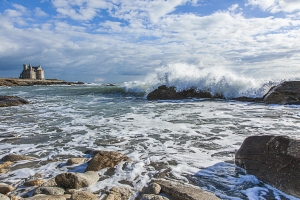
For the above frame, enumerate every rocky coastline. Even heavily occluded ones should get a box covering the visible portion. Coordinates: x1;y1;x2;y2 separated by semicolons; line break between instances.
0;78;84;87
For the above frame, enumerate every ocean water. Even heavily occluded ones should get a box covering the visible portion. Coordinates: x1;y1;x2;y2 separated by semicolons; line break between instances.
1;66;300;200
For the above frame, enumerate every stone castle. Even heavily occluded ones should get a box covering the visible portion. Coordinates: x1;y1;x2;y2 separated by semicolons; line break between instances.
19;63;45;80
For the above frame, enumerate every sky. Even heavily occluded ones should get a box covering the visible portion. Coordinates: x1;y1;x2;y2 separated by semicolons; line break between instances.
1;0;300;83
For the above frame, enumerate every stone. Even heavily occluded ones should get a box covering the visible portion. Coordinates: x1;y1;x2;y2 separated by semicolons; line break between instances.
263;81;300;104
66;158;88;165
153;179;220;200
0;193;10;200
85;151;132;172
0;183;15;194
0;169;8;174
1;154;35;162
70;191;99;200
142;183;161;195
34;187;65;196
25;194;67;200
0;162;13;169
235;135;300;198
106;186;134;200
55;171;99;189
24;179;46;187
41;178;57;187
0;96;30;107
140;194;169;200
8;195;24;200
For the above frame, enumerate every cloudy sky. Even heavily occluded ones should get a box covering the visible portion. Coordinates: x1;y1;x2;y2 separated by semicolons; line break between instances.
1;0;300;83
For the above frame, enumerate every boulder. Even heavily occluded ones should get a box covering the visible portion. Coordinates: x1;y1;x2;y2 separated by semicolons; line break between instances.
0;161;13;169
25;194;68;200
146;85;221;100
153;179;220;200
70;191;99;200
0;96;29;107
55;171;99;189
106;186;134;200
0;193;10;200
1;154;35;162
140;194;169;200
34;187;65;196
41;178;57;187
263;81;300;104
24;179;46;187
235;135;300;198
142;183;161;195
85;151;132;172
0;169;9;174
0;183;15;194
66;158;88;165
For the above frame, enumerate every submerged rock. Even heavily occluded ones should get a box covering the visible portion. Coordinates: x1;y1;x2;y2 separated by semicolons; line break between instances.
263;81;300;104
0;96;29;107
235;135;300;198
85;151;132;172
153;179;220;200
55;171;99;189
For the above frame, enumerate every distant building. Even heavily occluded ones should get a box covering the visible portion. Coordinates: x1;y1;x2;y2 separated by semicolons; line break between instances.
20;63;45;80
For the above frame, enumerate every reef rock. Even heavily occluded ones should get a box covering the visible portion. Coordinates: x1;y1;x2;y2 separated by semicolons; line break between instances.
85;151;132;172
0;96;29;107
153;179;220;200
55;171;99;189
263;81;300;104
235;135;300;198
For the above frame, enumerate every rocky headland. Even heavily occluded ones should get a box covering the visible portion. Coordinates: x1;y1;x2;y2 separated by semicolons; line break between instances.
0;78;84;87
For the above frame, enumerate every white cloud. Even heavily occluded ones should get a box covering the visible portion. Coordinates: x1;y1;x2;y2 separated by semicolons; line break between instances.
35;7;48;17
247;0;300;13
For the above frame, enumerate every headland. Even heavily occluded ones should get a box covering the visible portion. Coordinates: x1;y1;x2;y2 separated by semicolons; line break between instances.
0;78;84;87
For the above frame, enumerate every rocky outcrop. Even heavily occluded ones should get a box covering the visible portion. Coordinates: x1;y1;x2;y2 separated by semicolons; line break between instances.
153;179;220;200
55;171;99;189
0;96;30;107
235;135;300;198
0;78;84;87
85;151;132;172
263;81;300;104
1;154;35;162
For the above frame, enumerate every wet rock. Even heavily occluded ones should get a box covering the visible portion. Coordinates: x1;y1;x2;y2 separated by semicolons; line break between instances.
0;161;13;169
1;154;35;162
41;178;57;187
146;85;221;100
231;96;263;103
235;135;300;198
66;158;88;165
34;187;65;196
25;194;68;200
85;151;132;172
0;193;10;200
106;186;134;200
153;179;220;200
0;96;30;107
0;183;15;194
55;171;99;189
24;179;46;187
263;81;300;104
0;169;9;174
70;191;99;200
142;183;161;195
140;194;168;200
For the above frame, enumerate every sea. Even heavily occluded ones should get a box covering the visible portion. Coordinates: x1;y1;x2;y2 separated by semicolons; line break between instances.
1;64;300;200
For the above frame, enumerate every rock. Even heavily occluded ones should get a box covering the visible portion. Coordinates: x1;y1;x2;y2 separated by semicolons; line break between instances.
85;151;132;172
140;194;169;200
263;81;300;104
106;186;134;200
0;183;15;194
235;135;300;198
55;171;99;189
146;85;222;100
34;187;65;196
1;154;35;162
0;169;9;174
142;183;161;195
24;179;46;187
25;194;67;200
153;179;220;200
70;191;99;200
9;196;24;200
0;96;30;107
66;158;88;165
231;96;263;103
41;178;57;187
0;193;10;200
0;161;13;169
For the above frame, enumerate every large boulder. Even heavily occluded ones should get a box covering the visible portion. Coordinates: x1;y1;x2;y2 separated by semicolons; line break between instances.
85;151;132;172
153;179;220;200
235;135;300;198
55;171;99;189
263;81;300;104
0;96;29;107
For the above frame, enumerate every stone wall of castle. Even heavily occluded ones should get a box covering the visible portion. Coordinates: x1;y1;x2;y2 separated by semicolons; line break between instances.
20;64;44;80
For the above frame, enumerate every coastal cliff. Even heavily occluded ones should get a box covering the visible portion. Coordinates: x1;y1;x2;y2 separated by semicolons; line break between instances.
0;78;84;86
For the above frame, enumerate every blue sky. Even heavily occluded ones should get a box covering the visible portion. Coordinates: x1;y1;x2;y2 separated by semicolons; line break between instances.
1;0;300;83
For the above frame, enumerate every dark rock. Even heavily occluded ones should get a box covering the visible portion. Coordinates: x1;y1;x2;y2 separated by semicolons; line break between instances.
231;96;263;103
1;154;35;162
263;81;300;104
235;135;300;198
0;183;15;194
146;85;221;100
55;171;99;189
0;96;29;107
85;151;132;172
153;179;220;200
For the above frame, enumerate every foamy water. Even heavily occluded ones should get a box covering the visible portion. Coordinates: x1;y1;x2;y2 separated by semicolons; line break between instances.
1;65;300;199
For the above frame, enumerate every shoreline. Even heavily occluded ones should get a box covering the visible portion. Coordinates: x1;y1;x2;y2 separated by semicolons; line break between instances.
0;78;84;87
